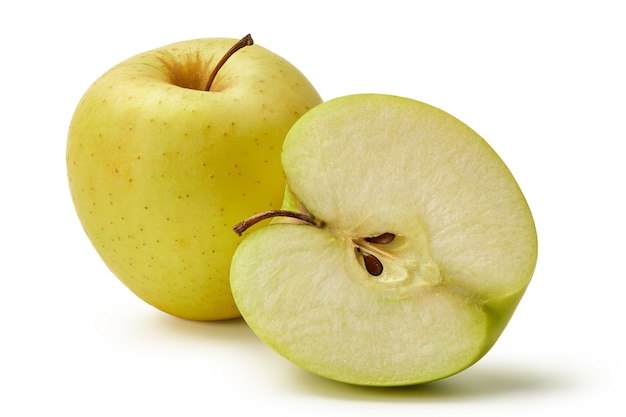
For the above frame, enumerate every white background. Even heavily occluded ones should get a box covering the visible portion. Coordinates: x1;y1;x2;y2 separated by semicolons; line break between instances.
2;1;624;415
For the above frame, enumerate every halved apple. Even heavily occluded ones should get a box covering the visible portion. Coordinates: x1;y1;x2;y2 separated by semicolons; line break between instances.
231;94;537;386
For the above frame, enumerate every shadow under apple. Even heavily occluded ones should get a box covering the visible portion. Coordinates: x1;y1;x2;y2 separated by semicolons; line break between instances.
145;312;258;345
282;360;575;402
123;309;575;403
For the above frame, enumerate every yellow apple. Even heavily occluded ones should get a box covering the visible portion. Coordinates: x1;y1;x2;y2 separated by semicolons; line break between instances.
66;36;322;320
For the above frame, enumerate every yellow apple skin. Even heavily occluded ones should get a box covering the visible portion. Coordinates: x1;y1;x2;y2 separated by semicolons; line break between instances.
66;38;322;320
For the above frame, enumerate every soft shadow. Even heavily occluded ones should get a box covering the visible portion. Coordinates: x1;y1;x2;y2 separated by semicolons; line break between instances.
139;311;259;345
283;362;574;402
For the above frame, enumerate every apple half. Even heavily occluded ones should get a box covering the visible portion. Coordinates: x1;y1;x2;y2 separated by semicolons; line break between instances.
230;94;538;386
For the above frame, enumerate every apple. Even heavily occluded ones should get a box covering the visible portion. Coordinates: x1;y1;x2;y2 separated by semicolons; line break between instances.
230;94;538;385
66;35;322;320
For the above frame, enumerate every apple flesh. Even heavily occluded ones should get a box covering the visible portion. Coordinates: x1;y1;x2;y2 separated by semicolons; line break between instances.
67;37;322;320
230;94;537;385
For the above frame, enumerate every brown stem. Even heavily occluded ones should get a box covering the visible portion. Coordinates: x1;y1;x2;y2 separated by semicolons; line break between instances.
204;34;254;92
233;210;323;236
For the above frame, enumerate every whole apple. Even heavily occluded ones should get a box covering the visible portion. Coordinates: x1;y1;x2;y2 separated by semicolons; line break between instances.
67;36;322;320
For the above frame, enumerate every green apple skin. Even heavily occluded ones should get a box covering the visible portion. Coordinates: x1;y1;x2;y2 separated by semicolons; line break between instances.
67;38;322;320
230;94;537;385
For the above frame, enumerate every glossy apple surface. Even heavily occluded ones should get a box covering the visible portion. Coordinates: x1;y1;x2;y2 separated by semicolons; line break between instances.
67;37;322;320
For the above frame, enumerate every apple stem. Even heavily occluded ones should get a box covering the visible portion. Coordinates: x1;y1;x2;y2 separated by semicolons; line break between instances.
233;210;323;236
204;34;254;92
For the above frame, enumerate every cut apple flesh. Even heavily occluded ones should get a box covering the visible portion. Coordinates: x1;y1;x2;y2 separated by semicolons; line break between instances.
230;94;537;386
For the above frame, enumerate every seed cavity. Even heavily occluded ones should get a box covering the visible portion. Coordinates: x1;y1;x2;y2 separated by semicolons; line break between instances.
353;232;395;276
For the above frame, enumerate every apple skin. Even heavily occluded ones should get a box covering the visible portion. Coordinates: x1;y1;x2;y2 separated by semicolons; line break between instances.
66;38;322;320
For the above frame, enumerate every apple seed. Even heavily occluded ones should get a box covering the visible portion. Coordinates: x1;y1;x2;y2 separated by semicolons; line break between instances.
364;232;395;244
355;247;384;276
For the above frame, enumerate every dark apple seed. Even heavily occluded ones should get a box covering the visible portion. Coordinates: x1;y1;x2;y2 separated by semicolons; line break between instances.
364;232;395;245
362;252;384;276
